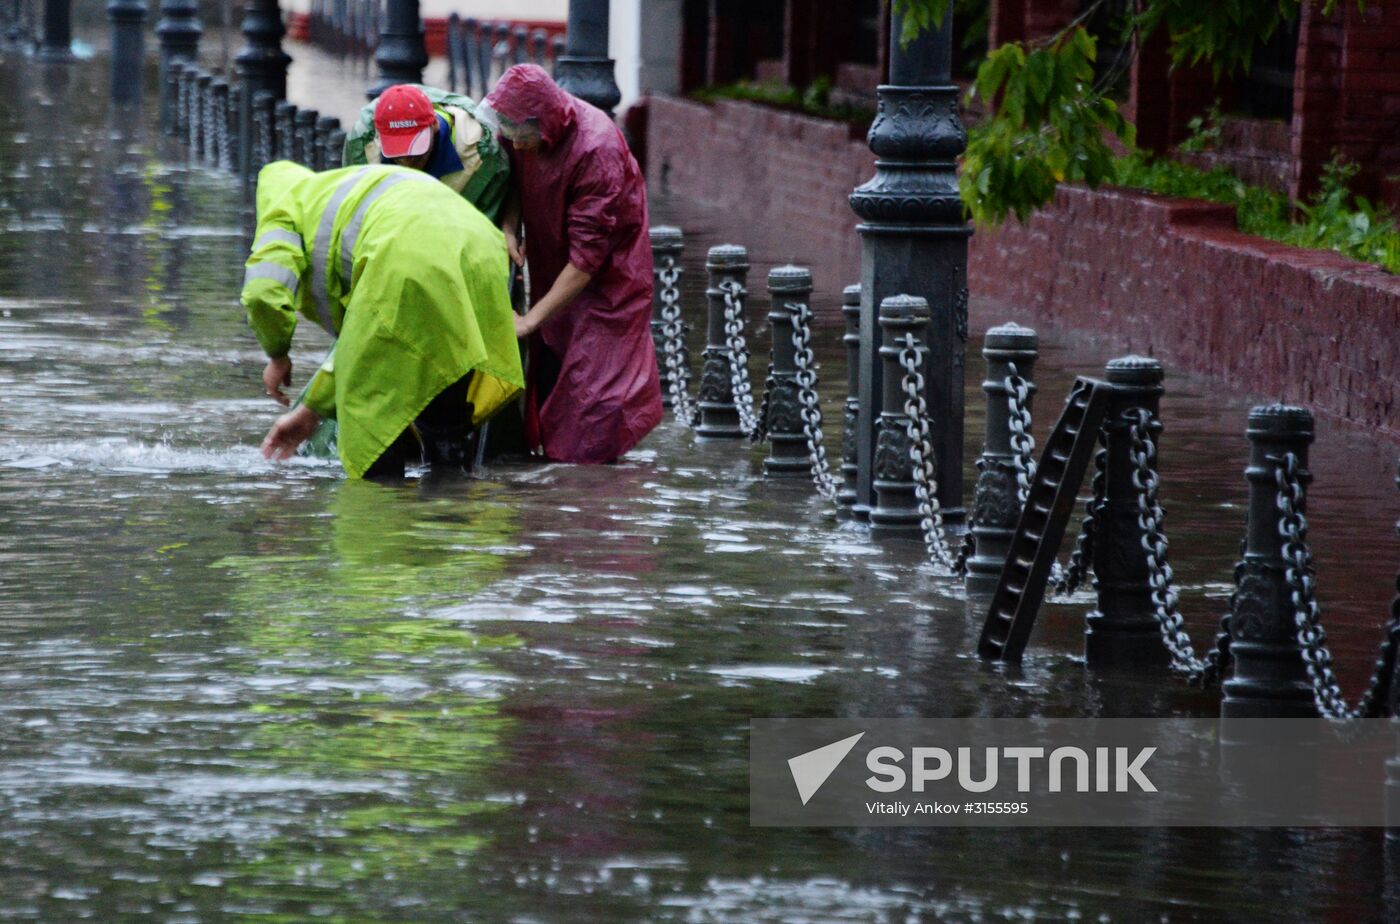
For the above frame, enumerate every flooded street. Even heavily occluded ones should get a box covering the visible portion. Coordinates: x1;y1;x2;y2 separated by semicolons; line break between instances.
2;46;1399;922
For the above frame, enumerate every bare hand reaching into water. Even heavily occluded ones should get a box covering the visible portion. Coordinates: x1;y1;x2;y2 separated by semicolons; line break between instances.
261;405;320;461
263;355;293;406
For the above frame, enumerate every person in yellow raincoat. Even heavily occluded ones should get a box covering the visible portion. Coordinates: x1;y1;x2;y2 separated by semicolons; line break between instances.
243;161;524;479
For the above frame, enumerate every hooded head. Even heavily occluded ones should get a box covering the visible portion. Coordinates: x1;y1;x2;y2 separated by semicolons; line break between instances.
255;161;314;225
482;64;575;149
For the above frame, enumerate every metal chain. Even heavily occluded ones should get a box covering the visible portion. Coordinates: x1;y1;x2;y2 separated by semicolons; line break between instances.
1127;408;1229;684
1054;445;1105;597
788;301;840;501
657;258;698;427
898;334;963;574
1275;452;1400;719
1004;364;1097;596
1005;363;1037;506
718;281;762;440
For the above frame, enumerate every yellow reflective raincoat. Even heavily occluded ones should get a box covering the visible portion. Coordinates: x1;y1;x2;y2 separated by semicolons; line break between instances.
241;161;524;479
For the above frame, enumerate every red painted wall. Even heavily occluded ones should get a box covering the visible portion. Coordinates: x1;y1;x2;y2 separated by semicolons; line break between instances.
646;94;1400;439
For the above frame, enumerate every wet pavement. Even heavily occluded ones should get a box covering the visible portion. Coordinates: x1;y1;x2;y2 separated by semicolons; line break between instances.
0;41;1399;922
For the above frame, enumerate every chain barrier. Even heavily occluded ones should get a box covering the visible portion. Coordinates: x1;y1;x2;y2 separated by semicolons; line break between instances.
788;301;840;501
1126;409;1229;684
718;281;763;440
1274;452;1400;719
897;335;966;574
656;257;698;427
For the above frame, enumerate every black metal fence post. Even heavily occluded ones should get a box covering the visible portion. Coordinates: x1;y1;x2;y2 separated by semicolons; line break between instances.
295;107;318;166
1221;404;1319;718
966;323;1039;597
764;266;813;478
649;226;683;407
274;100;296;161
696;244;748;440
1085;356;1168;669
155;0;199;129
870;294;930;539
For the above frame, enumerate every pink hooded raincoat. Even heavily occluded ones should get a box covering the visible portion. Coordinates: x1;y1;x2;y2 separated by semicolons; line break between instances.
485;65;662;463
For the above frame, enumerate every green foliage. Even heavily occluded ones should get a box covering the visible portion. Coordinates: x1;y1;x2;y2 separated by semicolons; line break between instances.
1112;151;1400;273
1133;0;1318;78
1176;100;1224;153
961;28;1134;224
893;0;952;45
689;80;875;127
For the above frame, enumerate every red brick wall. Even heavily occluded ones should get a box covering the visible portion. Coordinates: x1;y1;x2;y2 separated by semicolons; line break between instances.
1293;0;1400;206
646;94;1400;439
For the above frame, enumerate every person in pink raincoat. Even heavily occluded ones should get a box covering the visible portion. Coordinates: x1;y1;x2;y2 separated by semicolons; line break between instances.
481;64;662;464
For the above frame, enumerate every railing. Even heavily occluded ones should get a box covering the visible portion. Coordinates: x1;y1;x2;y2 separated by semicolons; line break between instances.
302;3;566;98
164;59;344;183
646;225;1400;727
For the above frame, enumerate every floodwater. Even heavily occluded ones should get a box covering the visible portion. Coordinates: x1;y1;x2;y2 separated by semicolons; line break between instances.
2;46;1400;923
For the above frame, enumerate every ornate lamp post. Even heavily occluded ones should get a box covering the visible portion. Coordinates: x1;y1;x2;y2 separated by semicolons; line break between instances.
370;0;427;97
553;0;620;116
848;8;970;524
156;0;201;130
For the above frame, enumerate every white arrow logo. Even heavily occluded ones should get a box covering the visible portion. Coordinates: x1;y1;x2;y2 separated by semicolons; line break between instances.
787;732;865;805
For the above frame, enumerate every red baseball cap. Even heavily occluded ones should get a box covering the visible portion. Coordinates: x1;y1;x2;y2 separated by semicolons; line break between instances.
374;85;435;159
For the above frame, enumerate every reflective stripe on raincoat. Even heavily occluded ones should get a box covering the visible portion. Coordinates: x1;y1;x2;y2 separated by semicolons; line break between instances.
241;161;524;478
342;85;511;224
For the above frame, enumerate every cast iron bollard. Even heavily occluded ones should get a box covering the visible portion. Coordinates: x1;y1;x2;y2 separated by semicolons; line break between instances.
198;73;216;166
315;115;339;170
966;323;1039;597
490;22;509;84
445;12;459;91
237;0;291;103
838;283;861;514
1221;405;1319;718
869;294;930;539
226;82;244;172
463;17;479;97
476;21;494;94
274;101;297;161
551;35;565;76
169;60;188;136
512;25;527;65
212;79;232;170
649;226;683;408
252;90;276;171
555;0;620;116
180;65;198;147
190;72;210;159
695;244;749;440
530;27;548;66
1085;356;1167;668
295;108;319;167
156;0;198;128
325;128;346;169
764;266;813;478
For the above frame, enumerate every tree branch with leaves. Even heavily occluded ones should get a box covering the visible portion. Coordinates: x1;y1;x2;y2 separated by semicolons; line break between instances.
893;0;1342;225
